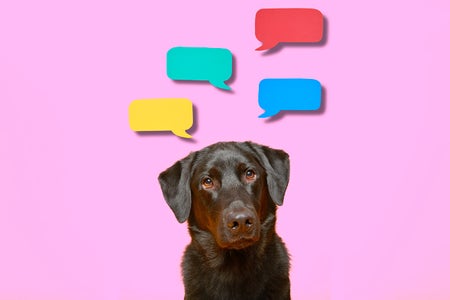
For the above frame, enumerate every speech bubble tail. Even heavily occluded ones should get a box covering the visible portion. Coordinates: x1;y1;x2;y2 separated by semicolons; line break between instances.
172;129;192;139
255;42;278;51
258;110;279;118
210;80;231;91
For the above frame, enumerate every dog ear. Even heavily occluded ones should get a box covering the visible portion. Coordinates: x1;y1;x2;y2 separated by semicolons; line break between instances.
250;143;290;206
158;155;193;223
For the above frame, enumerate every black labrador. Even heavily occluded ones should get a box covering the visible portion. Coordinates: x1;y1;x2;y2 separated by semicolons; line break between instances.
158;141;291;300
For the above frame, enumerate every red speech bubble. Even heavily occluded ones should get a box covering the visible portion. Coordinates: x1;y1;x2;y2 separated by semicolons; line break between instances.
255;8;324;51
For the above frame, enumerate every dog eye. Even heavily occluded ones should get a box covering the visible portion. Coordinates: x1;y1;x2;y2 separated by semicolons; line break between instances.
245;169;256;181
201;177;214;189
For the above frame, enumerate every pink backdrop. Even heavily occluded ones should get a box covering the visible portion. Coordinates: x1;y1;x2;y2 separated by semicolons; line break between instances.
1;0;450;299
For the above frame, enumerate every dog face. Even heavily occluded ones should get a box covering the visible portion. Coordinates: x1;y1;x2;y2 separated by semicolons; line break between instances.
158;141;290;250
189;146;268;249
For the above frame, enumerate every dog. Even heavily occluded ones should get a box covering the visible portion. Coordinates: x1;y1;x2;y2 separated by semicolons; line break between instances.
158;141;291;300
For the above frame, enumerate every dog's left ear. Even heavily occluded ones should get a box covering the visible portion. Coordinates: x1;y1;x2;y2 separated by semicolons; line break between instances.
158;155;193;223
250;143;290;206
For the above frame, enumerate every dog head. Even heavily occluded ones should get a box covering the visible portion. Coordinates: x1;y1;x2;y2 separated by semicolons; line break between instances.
158;141;290;250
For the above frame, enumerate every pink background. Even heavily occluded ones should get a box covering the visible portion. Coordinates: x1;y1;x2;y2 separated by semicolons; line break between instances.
1;0;450;299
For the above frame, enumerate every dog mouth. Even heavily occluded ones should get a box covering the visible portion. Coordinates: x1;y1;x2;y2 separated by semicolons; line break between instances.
225;237;259;250
218;232;260;250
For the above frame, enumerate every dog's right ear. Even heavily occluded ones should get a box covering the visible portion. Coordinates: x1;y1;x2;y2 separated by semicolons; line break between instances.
248;142;290;206
158;155;193;223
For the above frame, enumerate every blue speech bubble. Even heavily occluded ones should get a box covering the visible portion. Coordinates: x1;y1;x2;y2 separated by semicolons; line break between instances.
258;78;322;118
167;47;233;90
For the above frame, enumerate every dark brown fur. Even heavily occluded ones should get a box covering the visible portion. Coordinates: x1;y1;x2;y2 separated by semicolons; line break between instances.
158;141;291;300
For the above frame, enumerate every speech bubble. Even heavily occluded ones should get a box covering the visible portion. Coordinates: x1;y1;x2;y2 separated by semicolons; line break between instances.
167;47;233;90
128;98;193;138
258;78;322;118
255;8;324;51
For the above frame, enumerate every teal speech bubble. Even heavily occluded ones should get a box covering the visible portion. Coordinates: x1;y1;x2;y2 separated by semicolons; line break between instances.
167;47;233;90
258;78;322;118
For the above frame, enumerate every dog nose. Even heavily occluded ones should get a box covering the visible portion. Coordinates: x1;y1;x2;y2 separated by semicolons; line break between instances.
226;210;255;234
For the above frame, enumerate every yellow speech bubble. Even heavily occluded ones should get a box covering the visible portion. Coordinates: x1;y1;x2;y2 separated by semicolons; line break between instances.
129;98;193;138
